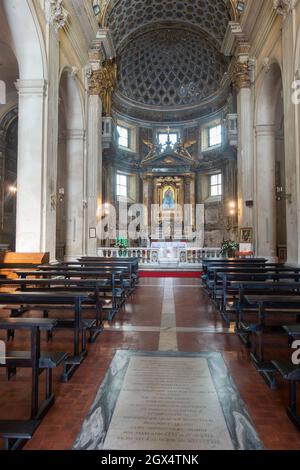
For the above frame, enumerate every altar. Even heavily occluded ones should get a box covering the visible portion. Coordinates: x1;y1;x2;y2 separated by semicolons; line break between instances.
151;241;187;264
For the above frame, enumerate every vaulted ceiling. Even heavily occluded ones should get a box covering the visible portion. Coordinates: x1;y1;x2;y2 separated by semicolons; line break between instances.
102;0;235;122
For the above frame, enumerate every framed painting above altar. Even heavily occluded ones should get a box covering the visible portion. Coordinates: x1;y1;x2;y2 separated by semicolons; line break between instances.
162;186;175;210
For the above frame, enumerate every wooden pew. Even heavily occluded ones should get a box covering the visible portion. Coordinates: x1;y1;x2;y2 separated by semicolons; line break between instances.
38;263;136;294
230;280;300;337
214;271;300;314
0;317;68;450
0;291;95;382
202;263;289;294
0;253;49;280
272;327;300;430
13;269;126;320
241;295;300;389
0;278;105;342
202;258;268;275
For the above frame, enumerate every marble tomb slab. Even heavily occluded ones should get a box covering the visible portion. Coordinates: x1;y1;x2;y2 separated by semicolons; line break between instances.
73;350;263;451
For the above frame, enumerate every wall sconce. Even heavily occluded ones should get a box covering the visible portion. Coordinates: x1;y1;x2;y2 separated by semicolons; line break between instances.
276;186;292;203
83;200;88;209
8;186;17;195
103;203;110;216
226;201;238;231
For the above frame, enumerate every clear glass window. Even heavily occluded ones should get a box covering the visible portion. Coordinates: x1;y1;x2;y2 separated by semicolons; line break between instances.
210;173;222;197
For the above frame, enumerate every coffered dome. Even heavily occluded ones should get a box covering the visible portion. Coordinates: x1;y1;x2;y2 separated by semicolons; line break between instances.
116;28;229;108
105;0;233;50
104;0;233;122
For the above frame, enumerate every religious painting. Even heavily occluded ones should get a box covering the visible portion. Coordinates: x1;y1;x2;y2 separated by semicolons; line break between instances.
240;227;253;243
162;186;175;210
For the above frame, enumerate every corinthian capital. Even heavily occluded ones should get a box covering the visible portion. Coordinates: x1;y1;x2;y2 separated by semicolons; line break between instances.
273;0;296;16
231;61;251;90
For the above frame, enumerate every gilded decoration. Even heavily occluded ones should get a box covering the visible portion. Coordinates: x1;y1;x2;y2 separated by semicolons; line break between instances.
231;61;251;89
88;59;117;116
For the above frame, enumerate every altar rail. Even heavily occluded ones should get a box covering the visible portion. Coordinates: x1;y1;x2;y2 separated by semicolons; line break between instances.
97;247;222;265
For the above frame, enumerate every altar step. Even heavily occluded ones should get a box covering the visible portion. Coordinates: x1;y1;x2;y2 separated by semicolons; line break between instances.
140;263;202;271
140;270;202;278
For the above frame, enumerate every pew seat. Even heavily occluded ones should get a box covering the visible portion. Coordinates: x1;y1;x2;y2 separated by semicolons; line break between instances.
272;360;300;430
0;350;68;370
0;420;40;450
283;324;300;339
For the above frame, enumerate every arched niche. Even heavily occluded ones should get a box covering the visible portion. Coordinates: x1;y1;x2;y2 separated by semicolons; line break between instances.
0;106;18;249
56;68;85;260
255;61;286;261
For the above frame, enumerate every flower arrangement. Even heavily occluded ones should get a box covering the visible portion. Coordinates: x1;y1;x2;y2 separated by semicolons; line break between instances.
220;240;239;258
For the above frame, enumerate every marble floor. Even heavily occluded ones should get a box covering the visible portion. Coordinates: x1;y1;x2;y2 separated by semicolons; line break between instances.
0;278;299;450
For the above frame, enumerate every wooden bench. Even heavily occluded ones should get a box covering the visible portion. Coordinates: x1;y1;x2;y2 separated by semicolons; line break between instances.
272;360;300;430
0;291;95;382
242;295;300;389
0;278;105;342
0;318;68;450
14;269;125;321
0;253;49;280
0;420;40;451
215;272;300;323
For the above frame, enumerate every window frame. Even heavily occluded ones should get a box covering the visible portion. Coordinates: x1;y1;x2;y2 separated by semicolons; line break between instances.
209;173;222;198
117;125;130;149
157;132;179;148
208;124;222;148
116;173;128;198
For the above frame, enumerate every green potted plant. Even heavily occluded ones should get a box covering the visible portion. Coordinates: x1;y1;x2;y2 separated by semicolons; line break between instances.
115;237;128;257
220;240;239;259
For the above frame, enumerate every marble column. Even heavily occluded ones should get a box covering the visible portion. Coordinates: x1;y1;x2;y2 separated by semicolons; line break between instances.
106;164;116;205
184;176;193;236
142;176;153;229
255;125;277;261
43;16;60;262
15;79;47;252
236;77;254;229
195;172;202;205
281;7;299;265
64;129;85;260
86;94;102;256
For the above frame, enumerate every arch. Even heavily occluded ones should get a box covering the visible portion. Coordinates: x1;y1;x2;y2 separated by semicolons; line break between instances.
0;105;18;249
0;0;46;80
59;67;85;132
255;61;283;127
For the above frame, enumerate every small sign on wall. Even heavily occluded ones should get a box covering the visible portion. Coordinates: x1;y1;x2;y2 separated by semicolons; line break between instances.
89;227;97;239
